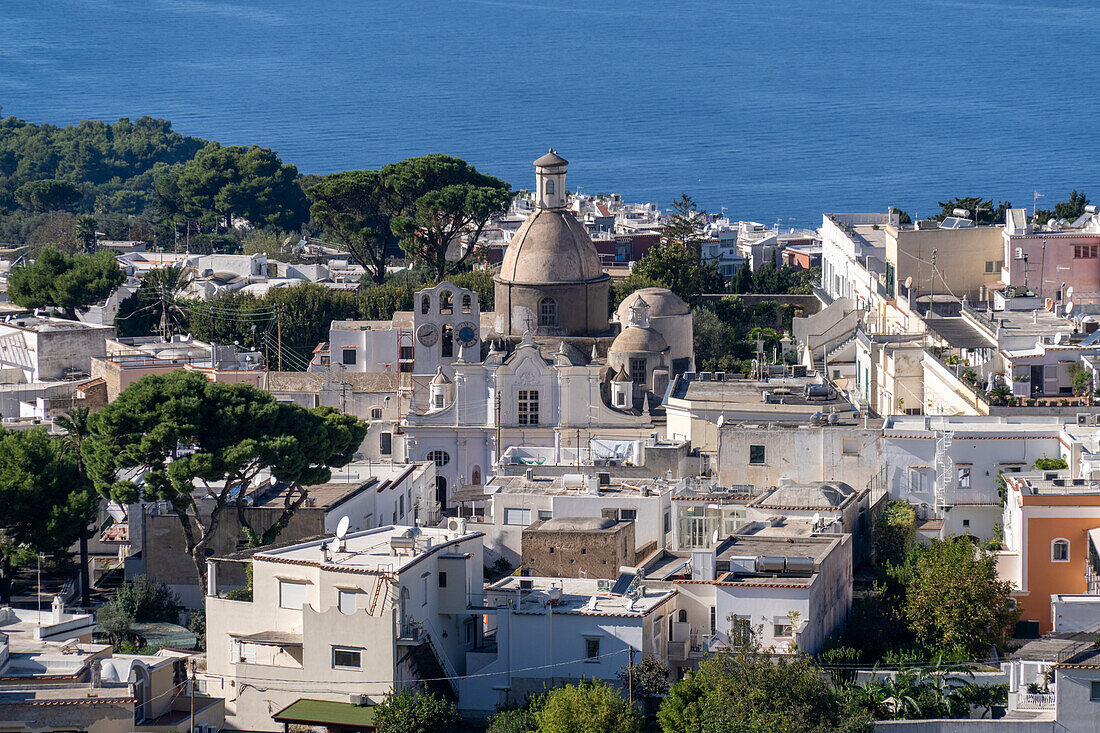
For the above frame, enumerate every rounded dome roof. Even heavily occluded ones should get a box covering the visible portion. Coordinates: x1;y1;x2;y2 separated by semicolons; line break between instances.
616;288;690;320
497;209;605;285
610;325;669;354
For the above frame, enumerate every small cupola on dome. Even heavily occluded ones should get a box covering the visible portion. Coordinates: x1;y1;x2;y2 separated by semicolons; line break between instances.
627;297;651;328
428;366;453;412
610;364;633;408
533;149;568;209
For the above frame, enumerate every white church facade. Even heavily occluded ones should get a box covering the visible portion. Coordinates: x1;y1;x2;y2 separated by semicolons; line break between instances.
320;150;695;513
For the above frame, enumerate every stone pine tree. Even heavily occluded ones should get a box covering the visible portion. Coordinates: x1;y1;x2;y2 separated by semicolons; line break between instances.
82;371;367;592
7;247;125;319
389;155;512;281
306;169;400;285
0;427;98;604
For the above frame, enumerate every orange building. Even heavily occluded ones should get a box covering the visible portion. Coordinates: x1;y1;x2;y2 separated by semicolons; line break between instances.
999;471;1100;635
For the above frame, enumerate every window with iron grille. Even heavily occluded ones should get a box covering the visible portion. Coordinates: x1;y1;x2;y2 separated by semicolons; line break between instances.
629;358;646;384
518;390;539;425
539;298;557;327
427;450;450;466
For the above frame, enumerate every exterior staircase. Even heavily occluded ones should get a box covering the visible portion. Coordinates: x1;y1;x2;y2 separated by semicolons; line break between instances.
934;428;953;510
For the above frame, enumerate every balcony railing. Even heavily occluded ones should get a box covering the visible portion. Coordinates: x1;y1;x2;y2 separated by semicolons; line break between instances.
1017;692;1055;710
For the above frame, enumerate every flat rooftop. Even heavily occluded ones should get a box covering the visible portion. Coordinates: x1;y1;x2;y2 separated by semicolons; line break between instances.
330;313;413;331
1009;471;1100;497
992;308;1076;343
716;533;840;564
486;576;673;617
884;414;1071;437
253;525;477;574
483;474;675;498
751;481;858;510
669;374;855;420
0;316;111;333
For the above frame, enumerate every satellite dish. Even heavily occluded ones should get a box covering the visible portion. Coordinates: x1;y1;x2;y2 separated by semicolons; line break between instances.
812;512;821;526
716;414;725;427
1054;332;1064;344
1066;286;1074;300
1065;301;1074;315
336;515;350;539
904;276;913;289
712;528;720;544
328;537;341;555
1045;298;1054;311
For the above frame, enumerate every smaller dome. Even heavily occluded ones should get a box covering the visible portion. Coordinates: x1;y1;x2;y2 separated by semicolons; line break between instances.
611;365;632;382
431;366;452;385
610;325;669;354
616;288;690;321
534;149;568;168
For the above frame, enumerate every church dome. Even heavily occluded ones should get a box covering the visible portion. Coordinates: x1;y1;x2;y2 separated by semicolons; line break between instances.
610;325;669;355
616;288;690;320
498;208;604;285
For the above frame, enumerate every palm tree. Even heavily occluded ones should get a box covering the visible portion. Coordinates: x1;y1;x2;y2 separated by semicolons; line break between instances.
54;407;96;611
74;215;98;253
144;266;195;339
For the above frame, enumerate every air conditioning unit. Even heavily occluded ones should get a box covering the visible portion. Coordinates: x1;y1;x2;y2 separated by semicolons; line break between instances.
446;517;467;534
1014;247;1024;260
1078;413;1091;427
1093;414;1100;426
350;693;370;706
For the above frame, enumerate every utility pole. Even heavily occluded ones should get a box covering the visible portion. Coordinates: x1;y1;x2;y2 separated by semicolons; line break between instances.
276;303;283;372
627;645;635;705
928;249;937;318
189;659;195;730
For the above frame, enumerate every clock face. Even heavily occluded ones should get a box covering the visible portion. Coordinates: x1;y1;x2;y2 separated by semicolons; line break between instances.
457;321;478;346
416;324;438;346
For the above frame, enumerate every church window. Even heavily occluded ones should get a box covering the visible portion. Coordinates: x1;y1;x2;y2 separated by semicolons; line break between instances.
462;294;472;314
440;290;453;314
441;325;454;358
616;391;626;407
539;297;558;327
370;407;383;420
471;466;482;485
546;179;555;195
518;390;539;425
629;357;646;384
427;450;450;467
421;295;430;315
1052;538;1070;562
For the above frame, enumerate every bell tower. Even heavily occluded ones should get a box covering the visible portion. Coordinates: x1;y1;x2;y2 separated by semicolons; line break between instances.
533;149;568;209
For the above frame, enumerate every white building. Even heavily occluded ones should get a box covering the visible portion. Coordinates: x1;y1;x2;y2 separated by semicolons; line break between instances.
881;415;1069;540
204;524;485;731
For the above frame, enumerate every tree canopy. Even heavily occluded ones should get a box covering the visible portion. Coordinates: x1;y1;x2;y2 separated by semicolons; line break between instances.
83;371;367;588
659;644;873;733
934;197;1011;226
306;169;402;284
14;179;83;211
1035;190;1089;224
534;680;643;733
660;193;709;257
373;688;459;733
169;142;309;231
631;241;723;304
902;538;1019;659
0;427;98;602
7;247;125;318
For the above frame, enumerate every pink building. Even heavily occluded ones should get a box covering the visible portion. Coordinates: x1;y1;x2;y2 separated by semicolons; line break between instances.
1003;208;1100;305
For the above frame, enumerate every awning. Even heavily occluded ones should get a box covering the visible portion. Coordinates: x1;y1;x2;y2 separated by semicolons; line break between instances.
452;485;490;503
230;630;303;647
273;698;376;730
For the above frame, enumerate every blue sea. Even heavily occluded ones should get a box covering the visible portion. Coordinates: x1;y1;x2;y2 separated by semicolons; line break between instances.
0;0;1096;226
